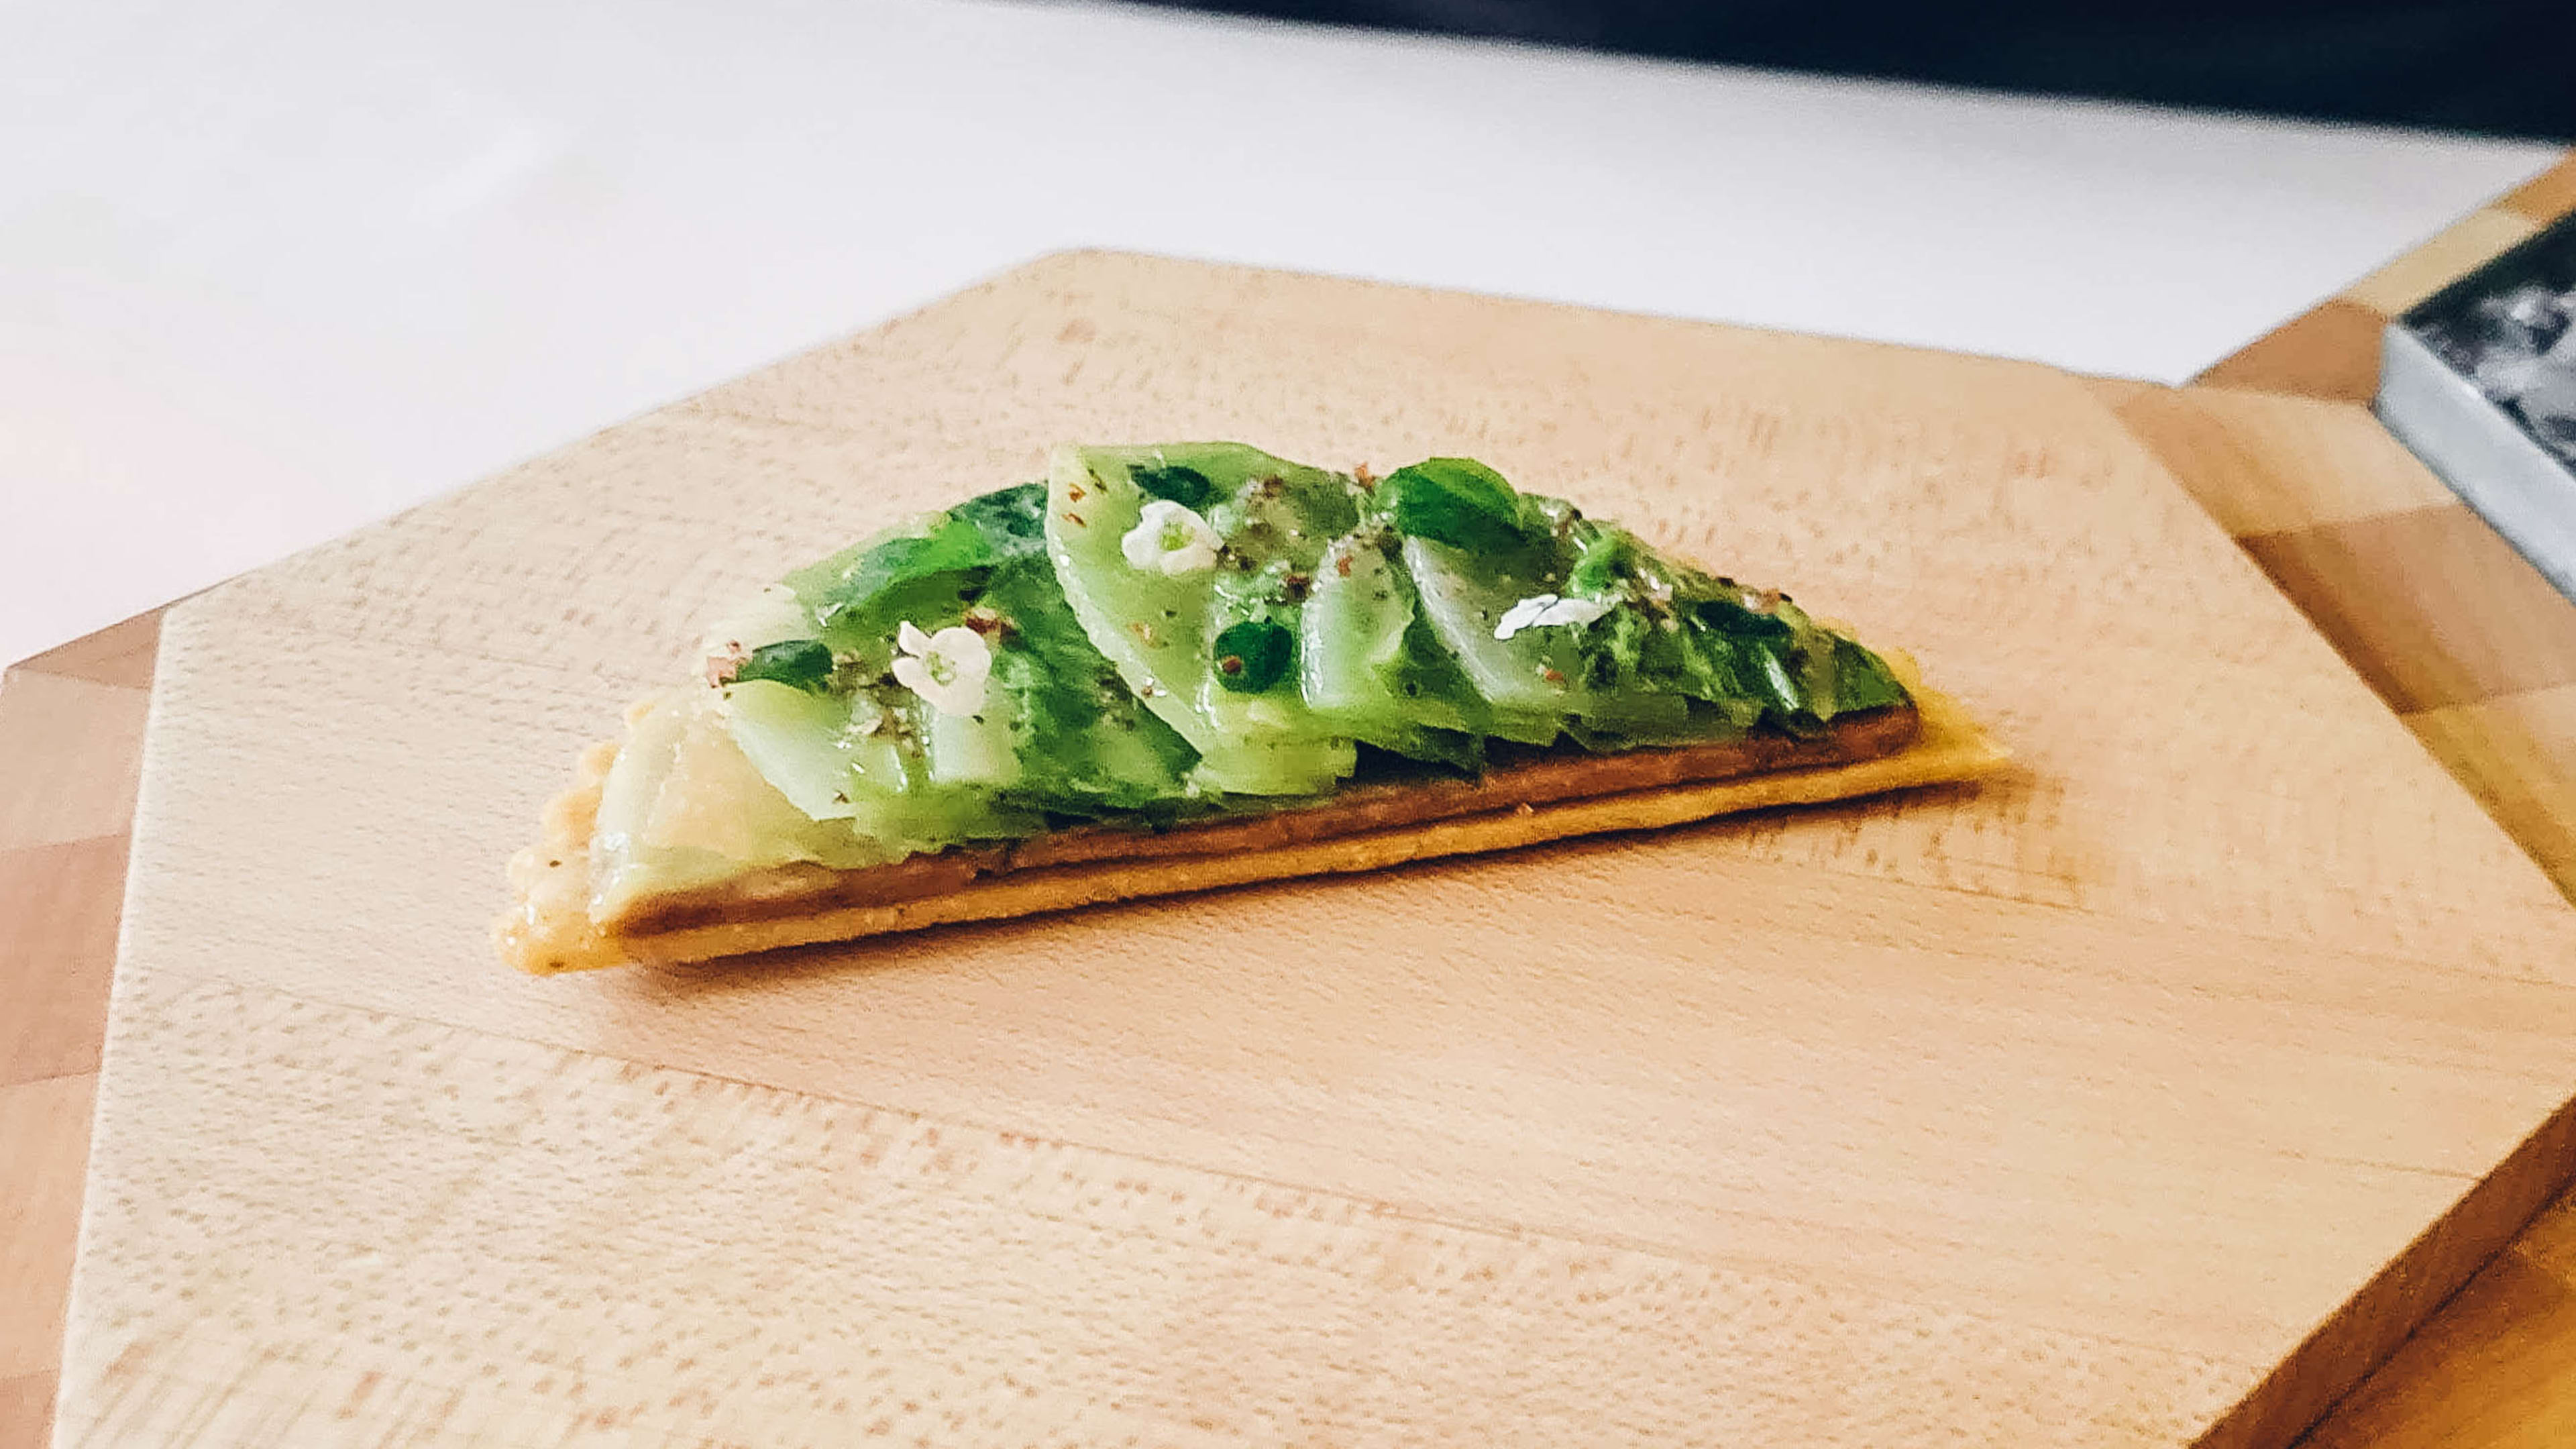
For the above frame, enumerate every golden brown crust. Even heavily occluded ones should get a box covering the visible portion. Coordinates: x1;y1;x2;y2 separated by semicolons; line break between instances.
620;704;1921;931
497;692;2005;975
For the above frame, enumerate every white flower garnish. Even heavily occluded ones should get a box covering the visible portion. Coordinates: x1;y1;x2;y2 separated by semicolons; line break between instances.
890;621;991;716
1120;499;1222;576
1493;592;1613;641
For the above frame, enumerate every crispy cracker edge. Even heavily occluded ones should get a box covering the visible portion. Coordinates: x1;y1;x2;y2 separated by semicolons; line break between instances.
497;689;2007;974
494;740;624;974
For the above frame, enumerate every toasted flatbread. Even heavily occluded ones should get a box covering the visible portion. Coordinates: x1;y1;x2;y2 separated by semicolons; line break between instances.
500;684;2002;973
498;444;2007;973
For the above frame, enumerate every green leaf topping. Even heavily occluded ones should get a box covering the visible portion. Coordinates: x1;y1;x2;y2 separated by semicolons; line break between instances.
1825;636;1909;715
786;485;1053;656
1377;458;1534;553
1692;594;1796;643
730;639;835;694
1212;619;1293;694
949;482;1050;551
1130;463;1216;511
719;450;1915;862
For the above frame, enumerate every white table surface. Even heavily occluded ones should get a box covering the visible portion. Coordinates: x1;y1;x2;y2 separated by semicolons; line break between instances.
1;0;2559;669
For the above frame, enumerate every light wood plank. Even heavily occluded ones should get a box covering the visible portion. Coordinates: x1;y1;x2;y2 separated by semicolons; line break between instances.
2193;301;2385;401
2231;1097;2576;1449
0;837;127;1088
15;167;2576;1448
2239;505;2576;714
0;673;148;853
2088;180;2576;1447
58;973;2258;1449
2341;209;2541;319
2303;1197;2576;1449
0;1374;59;1449
2105;384;2456;537
2498;154;2576;225
9;612;164;691
2407;684;2576;898
60;252;2576;1449
0;1073;95;1381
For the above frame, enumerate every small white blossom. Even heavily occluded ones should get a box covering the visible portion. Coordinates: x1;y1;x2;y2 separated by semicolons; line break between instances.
890;621;991;716
1120;499;1222;576
1493;592;1613;641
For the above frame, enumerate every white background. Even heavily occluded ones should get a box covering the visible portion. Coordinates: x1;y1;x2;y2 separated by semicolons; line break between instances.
1;0;2559;667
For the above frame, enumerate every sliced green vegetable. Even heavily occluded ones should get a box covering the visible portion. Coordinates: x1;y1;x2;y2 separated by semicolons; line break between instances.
916;688;1022;790
719;679;881;822
678;446;1911;871
723;678;1035;852
1401;535;1587;743
1046;442;1357;796
749;483;1201;821
1297;528;1487;767
978;546;1199;815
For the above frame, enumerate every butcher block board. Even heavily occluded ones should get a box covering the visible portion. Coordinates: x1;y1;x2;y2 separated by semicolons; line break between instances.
52;252;2576;1448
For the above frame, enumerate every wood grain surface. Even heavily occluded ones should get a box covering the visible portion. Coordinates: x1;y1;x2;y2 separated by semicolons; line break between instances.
0;615;156;1449
2151;148;2576;1446
10;244;2573;1449
12;148;2576;1448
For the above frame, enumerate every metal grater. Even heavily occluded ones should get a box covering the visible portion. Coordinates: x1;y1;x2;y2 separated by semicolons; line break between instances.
2377;211;2576;601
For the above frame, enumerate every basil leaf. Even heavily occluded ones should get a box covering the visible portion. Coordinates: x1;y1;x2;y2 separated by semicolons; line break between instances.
1826;636;1910;715
1130;463;1216;511
1565;526;1640;598
790;484;1053;653
1377;457;1534;553
1212;619;1293;693
949;482;1049;555
731;639;835;694
793;517;991;645
1691;594;1795;643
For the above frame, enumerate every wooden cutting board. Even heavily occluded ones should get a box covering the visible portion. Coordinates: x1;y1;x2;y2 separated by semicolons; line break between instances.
52;252;2576;1448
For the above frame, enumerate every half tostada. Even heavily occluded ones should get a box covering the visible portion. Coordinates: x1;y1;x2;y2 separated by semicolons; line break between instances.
500;443;2004;972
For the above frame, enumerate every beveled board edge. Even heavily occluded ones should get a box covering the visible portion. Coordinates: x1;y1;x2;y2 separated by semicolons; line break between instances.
0;610;160;1449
